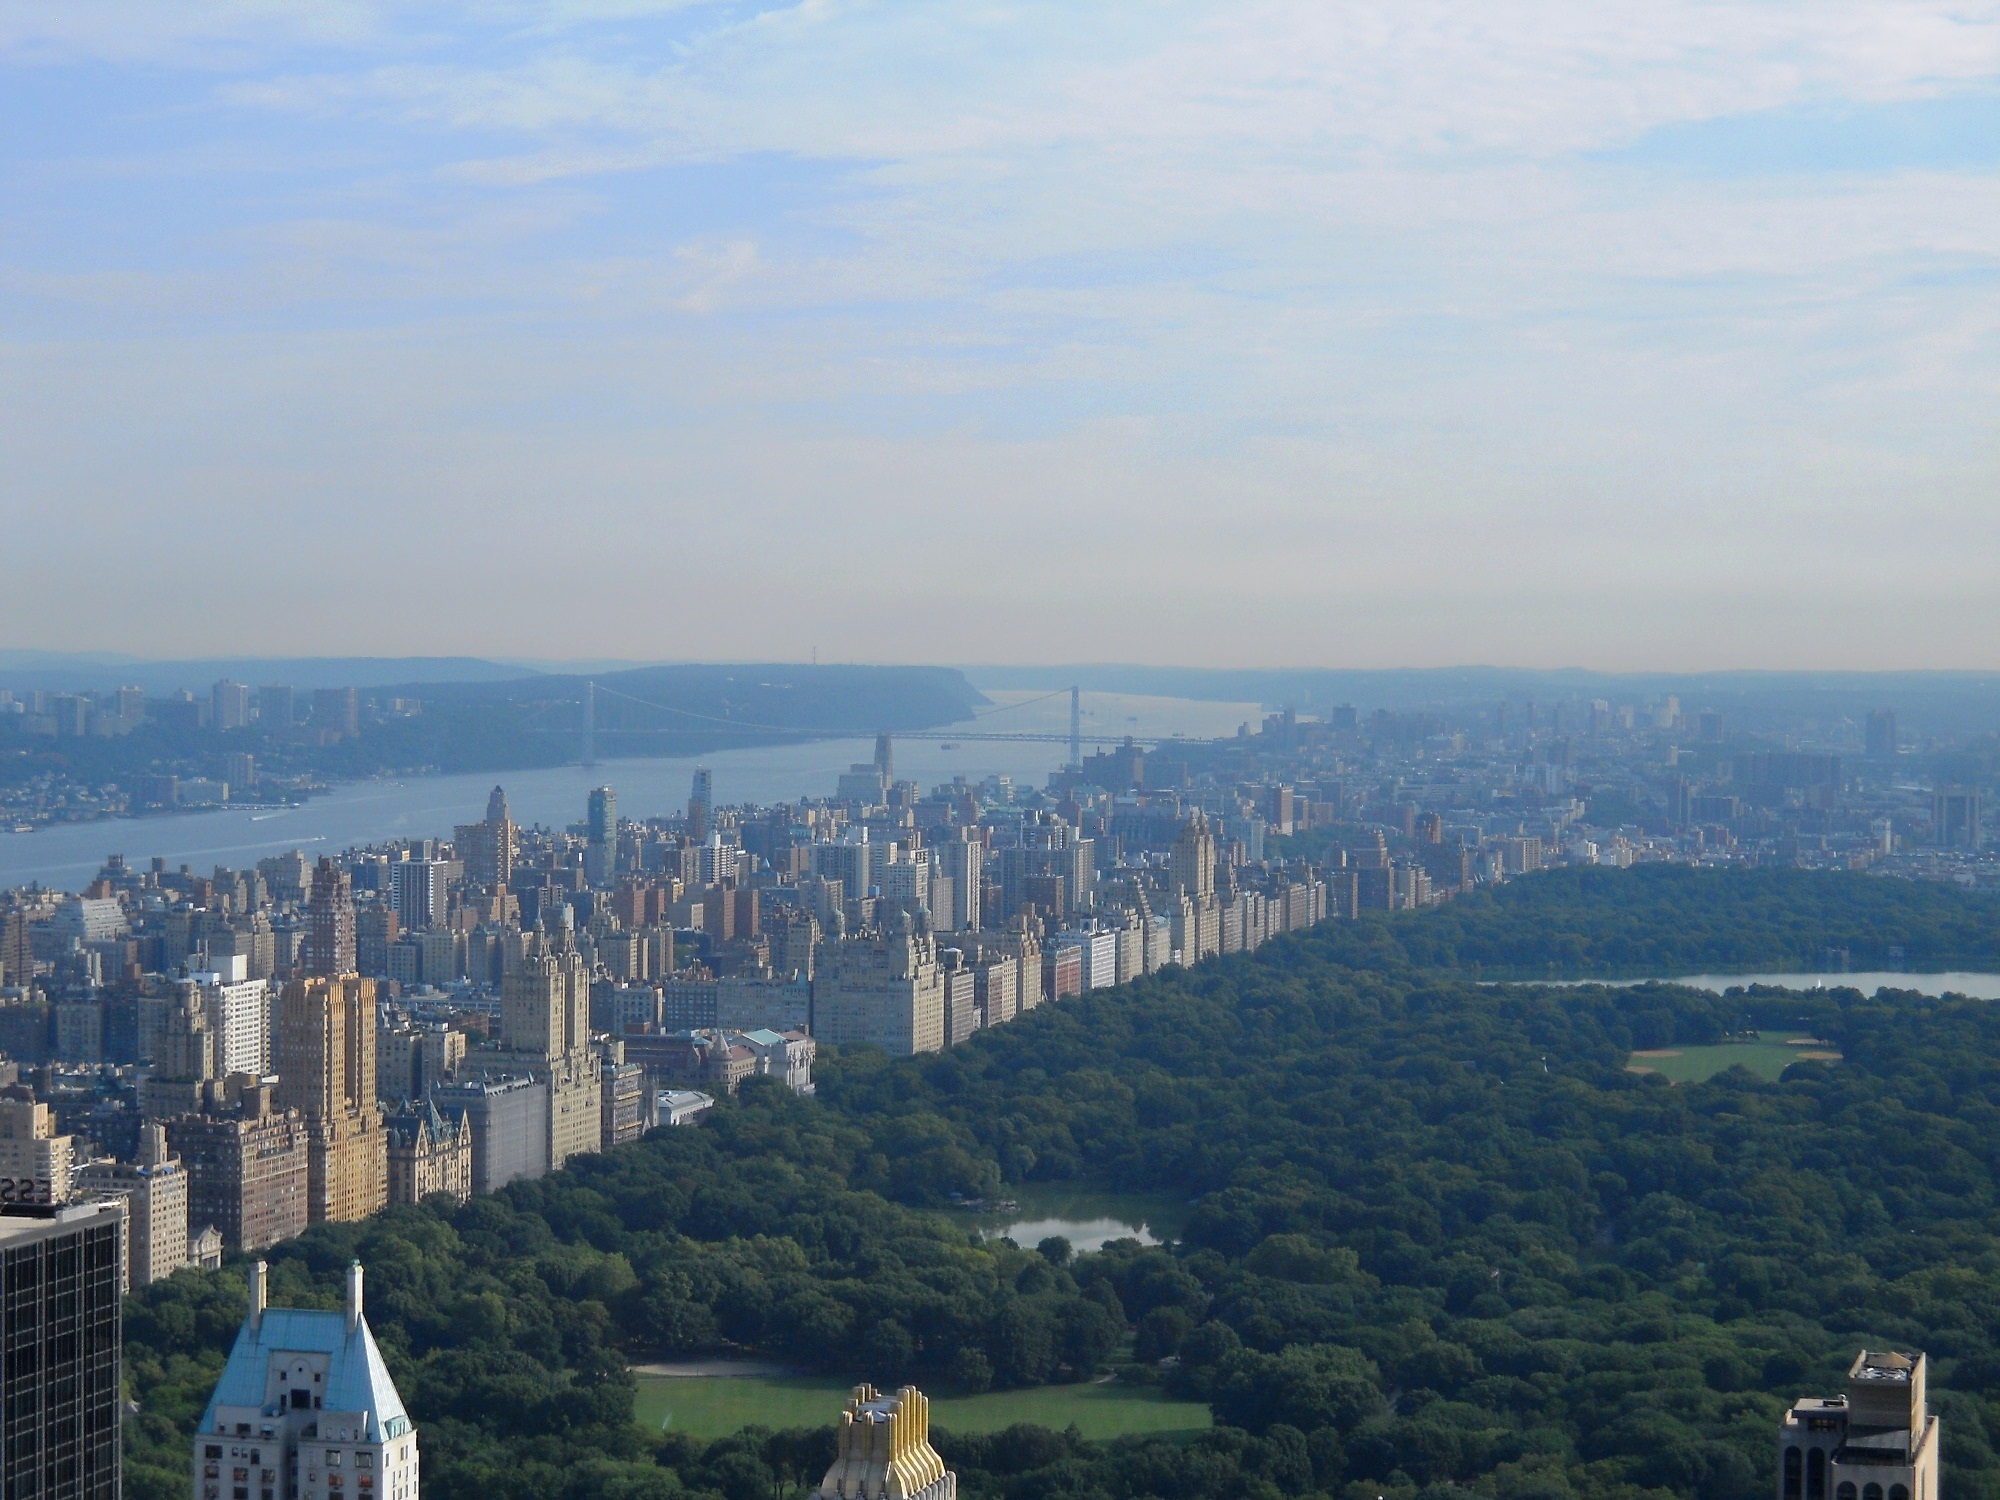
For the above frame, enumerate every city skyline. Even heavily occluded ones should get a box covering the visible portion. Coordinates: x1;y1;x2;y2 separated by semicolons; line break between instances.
6;4;2000;668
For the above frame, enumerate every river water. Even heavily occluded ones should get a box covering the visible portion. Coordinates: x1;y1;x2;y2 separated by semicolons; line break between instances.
0;689;1259;892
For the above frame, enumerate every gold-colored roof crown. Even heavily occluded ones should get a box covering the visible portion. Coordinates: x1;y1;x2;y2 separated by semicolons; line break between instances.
816;1384;955;1500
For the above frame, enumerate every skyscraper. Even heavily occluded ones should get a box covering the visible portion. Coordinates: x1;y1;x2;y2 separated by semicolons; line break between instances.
311;685;360;737
456;785;516;891
275;975;386;1225
936;828;984;933
1169;812;1217;902
1934;789;1982;851
585;786;618;887
0;1199;126;1499
304;857;356;977
1866;709;1899;759
389;858;447;931
490;949;601;1171
818;1385;955;1500
211;679;252;731
688;767;713;840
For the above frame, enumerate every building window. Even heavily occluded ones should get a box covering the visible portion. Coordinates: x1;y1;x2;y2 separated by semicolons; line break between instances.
1864;1485;1884;1500
1838;1484;1857;1500
1891;1487;1909;1500
1809;1447;1827;1500
1785;1448;1803;1500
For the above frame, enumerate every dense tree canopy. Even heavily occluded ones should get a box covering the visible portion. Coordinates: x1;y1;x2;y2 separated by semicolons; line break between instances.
1299;864;2000;976
126;869;2000;1500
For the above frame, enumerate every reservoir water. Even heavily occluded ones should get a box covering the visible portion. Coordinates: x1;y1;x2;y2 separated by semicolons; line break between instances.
0;689;1259;891
1532;972;2000;1000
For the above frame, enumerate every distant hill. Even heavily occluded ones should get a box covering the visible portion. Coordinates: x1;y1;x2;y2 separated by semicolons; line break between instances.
0;654;530;694
0;661;986;789
964;664;2000;735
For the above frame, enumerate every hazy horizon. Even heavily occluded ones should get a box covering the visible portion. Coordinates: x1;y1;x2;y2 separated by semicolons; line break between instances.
5;3;1998;668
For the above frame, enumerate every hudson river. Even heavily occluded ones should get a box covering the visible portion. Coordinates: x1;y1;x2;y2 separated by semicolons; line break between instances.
0;690;1258;891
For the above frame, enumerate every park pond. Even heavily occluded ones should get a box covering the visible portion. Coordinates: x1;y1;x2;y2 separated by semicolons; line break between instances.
946;1182;1187;1254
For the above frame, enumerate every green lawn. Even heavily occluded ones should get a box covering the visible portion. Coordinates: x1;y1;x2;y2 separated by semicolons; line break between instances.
1625;1031;1841;1084
633;1372;1211;1441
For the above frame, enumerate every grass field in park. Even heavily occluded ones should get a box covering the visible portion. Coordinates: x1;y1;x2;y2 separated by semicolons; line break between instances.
632;1370;1212;1441
1625;1031;1841;1084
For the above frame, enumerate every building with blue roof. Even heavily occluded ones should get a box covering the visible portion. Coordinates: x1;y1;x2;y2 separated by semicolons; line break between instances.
194;1260;418;1500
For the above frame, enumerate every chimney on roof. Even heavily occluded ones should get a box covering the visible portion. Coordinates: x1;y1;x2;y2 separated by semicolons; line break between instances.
346;1260;364;1334
249;1260;266;1331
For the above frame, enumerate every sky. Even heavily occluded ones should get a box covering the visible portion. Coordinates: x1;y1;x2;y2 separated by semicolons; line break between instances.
3;1;1999;671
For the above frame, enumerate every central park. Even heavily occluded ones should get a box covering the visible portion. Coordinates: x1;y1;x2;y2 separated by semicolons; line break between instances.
123;866;2000;1500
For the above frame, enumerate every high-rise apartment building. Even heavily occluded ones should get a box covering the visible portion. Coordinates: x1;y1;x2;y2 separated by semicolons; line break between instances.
212;679;252;731
167;1080;309;1253
427;1075;548;1194
304;857;357;977
811;918;945;1056
1779;1350;1938;1500
187;957;271;1077
389;858;447;932
1933;789;1981;851
311;685;360;738
480;948;602;1171
879;845;933;919
688;768;713;840
0;1199;126;1499
275;975;387;1225
75;1123;189;1289
1865;710;1899;759
936;829;983;932
1169;812;1217;902
0;1098;77;1206
195;1262;420;1500
455;785;516;891
376;1022;464;1104
585;786;618;887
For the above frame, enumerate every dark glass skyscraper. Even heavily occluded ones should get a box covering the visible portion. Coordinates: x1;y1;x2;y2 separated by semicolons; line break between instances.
585;786;618;887
0;1200;126;1499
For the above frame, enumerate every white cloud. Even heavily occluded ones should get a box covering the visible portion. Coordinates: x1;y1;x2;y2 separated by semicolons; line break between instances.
2;1;1999;664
